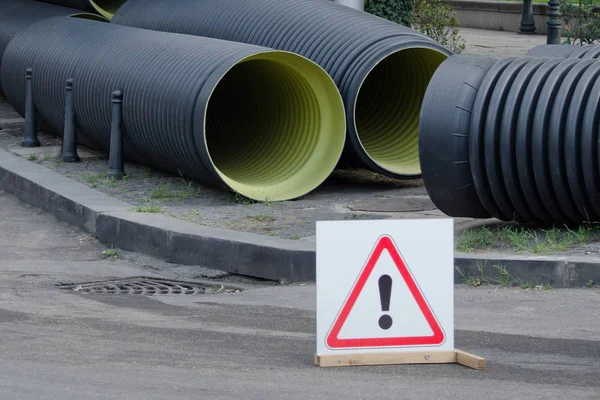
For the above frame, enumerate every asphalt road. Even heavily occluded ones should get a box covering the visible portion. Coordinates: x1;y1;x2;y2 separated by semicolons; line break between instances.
0;191;599;399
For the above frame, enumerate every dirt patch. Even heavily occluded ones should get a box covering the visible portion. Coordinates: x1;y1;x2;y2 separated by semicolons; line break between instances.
1;98;464;240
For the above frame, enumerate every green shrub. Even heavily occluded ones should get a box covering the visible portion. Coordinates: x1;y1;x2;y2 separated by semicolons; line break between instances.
365;0;466;54
365;0;414;26
412;0;466;53
560;0;600;45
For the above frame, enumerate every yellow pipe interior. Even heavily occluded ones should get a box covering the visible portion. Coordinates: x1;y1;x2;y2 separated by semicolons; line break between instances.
87;0;126;19
205;52;346;201
355;48;448;176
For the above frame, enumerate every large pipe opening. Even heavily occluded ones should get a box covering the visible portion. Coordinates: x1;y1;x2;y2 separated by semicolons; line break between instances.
205;52;346;201
355;48;448;177
88;0;126;18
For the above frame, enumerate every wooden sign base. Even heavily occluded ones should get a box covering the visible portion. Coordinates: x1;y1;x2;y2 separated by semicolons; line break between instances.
315;349;485;370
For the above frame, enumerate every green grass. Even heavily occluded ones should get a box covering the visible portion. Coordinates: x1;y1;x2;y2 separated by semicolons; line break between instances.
456;224;600;254
27;154;38;161
456;226;495;252
150;182;201;201
103;248;119;258
150;184;172;200
457;263;554;289
80;173;105;183
286;235;301;240
133;205;164;214
502;227;530;252
247;215;276;223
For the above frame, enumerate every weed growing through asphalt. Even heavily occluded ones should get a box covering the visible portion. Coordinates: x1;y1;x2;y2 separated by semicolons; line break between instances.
287;235;301;240
455;261;491;287
103;248;119;259
27;154;38;161
587;280;595;288
457;263;553;289
456;224;600;254
133;205;165;214
494;265;514;287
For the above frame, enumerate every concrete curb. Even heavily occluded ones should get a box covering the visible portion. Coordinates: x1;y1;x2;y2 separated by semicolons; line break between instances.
1;149;597;286
0;149;315;282
455;253;599;288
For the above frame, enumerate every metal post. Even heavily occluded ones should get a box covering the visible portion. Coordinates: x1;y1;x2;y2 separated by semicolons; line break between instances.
519;0;536;34
333;0;364;11
547;0;562;44
108;90;126;179
22;68;40;147
62;79;80;163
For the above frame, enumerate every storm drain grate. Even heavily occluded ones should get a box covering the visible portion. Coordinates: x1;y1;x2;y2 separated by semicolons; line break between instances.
56;277;233;295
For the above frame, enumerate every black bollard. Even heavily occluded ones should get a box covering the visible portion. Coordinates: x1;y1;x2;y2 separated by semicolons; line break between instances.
519;0;536;34
62;79;80;163
547;0;562;44
108;90;126;180
22;68;40;148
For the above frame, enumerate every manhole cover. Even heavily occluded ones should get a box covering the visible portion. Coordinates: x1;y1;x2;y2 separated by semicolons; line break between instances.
56;277;233;295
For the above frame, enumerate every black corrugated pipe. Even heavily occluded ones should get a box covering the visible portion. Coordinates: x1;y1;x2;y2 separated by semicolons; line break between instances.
35;0;126;19
420;55;600;226
1;17;347;201
0;0;106;95
526;44;600;59
111;0;452;180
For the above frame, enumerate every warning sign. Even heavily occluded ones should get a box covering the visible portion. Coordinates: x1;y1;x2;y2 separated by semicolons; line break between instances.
316;220;454;356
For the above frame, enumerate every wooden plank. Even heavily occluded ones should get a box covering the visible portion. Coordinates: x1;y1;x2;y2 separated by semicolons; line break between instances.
315;351;458;367
455;350;486;370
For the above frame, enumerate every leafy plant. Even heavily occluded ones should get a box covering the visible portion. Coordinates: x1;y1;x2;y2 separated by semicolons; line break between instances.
412;0;466;53
365;0;466;53
365;0;413;26
560;0;600;45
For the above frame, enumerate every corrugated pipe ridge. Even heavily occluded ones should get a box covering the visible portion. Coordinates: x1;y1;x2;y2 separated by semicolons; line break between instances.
0;0;105;95
419;55;600;226
527;44;600;59
0;17;346;201
111;0;452;179
35;0;126;19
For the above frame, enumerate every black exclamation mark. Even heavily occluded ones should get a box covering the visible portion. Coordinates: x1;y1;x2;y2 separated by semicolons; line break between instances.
378;275;393;330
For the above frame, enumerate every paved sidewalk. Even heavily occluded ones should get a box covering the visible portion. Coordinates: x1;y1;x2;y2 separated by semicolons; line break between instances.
461;28;547;58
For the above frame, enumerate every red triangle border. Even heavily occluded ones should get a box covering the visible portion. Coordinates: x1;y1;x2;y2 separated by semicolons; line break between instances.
326;235;445;349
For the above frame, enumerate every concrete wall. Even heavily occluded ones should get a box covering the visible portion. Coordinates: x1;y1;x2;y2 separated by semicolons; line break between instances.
447;0;554;34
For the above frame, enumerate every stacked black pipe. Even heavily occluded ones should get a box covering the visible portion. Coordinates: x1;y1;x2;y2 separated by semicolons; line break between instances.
1;17;347;201
0;0;102;95
111;0;452;180
419;55;600;226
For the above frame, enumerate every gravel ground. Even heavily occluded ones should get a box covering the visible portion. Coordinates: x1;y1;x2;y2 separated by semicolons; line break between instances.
1;97;462;240
3;97;599;259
